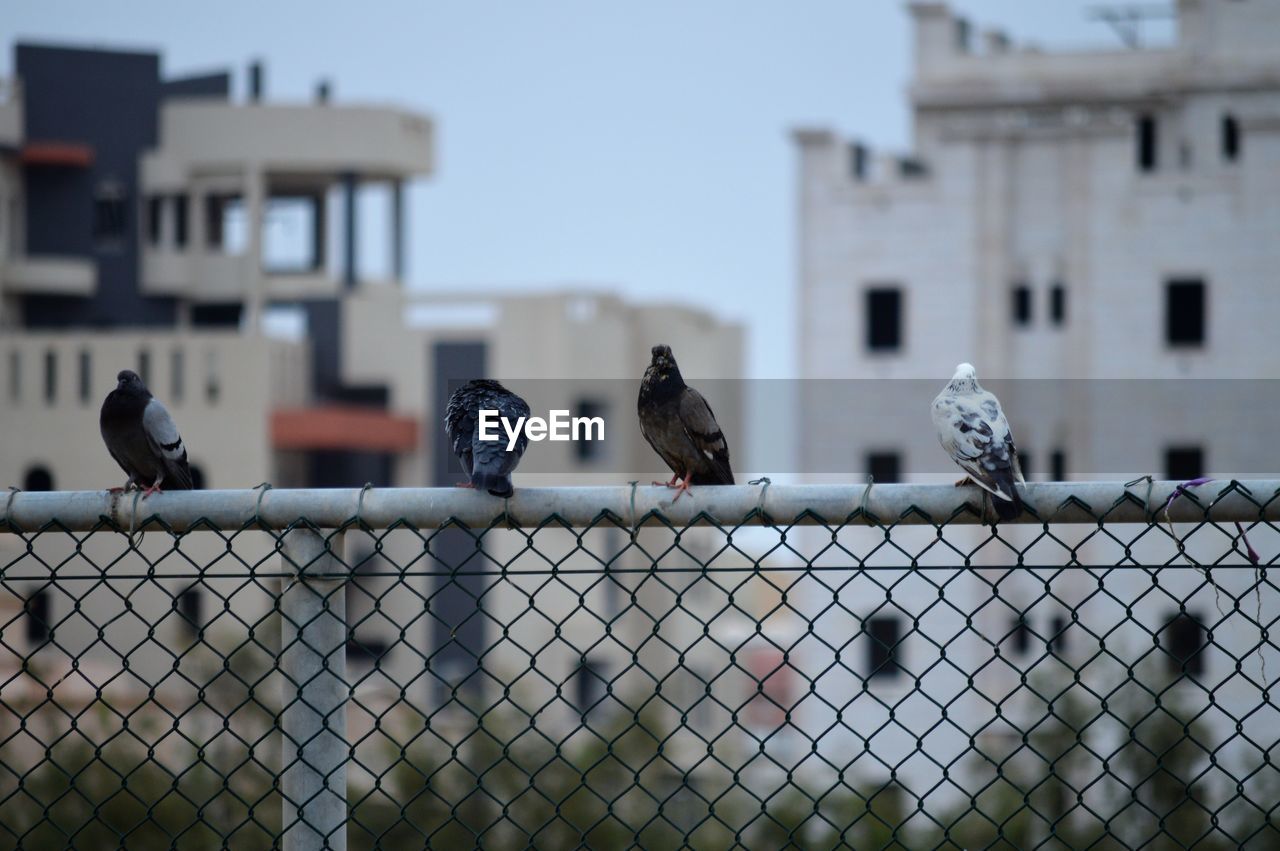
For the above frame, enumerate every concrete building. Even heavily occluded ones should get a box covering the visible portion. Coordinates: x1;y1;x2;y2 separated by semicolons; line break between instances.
0;42;748;813
790;0;1280;830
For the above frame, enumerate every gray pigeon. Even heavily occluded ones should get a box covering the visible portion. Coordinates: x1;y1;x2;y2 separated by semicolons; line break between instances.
444;379;531;497
931;362;1024;521
100;370;194;496
638;344;734;501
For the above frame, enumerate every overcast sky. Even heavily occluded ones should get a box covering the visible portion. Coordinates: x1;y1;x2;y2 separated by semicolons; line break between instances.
7;1;1172;378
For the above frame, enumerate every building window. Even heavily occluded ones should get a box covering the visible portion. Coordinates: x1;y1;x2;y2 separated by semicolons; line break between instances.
1011;284;1032;326
92;180;128;243
43;350;56;405
1165;446;1204;480
1050;450;1067;482
1049;615;1069;653
176;588;204;636
1222;114;1240;163
146;196;163;245
25;589;50;645
866;615;902;679
1162;612;1204;676
573;399;607;462
7;350;18;402
1136;114;1158;172
849;142;868;181
171;349;184;403
173;194;189;248
78;349;92;404
205;350;221;404
1009;616;1032;655
1050;283;1066;326
138;349;151;387
866;451;901;484
1166;279;1206;346
866;287;903;352
23;466;54;492
573;657;607;713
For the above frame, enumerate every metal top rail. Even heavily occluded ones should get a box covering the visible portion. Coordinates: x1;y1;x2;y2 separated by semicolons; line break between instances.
2;479;1276;533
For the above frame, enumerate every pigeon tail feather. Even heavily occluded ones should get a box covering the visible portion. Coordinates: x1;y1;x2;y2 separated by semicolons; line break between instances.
471;465;514;498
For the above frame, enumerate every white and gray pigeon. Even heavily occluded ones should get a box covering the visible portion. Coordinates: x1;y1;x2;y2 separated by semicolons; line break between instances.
100;369;194;496
931;362;1024;521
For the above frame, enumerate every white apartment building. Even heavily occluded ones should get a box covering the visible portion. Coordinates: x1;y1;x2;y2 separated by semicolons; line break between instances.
789;0;1280;829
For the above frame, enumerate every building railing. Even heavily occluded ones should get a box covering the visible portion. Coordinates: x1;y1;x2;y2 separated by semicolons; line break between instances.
0;480;1276;849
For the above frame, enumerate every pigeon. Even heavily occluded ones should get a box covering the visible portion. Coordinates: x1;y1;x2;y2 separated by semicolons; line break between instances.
931;362;1025;521
99;369;194;496
638;344;734;501
444;379;531;497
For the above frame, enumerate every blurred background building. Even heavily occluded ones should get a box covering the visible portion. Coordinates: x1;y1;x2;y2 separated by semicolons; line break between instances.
789;0;1280;813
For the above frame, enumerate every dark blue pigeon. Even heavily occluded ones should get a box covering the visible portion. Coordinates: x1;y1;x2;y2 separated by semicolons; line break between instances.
444;379;531;497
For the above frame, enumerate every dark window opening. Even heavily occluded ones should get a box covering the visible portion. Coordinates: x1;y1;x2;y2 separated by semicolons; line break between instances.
25;590;50;645
23;466;54;492
173;194;189;248
347;635;390;664
1165;446;1204;480
866;451;901;484
1009;616;1031;655
78;349;91;404
1222;114;1240;162
8;350;19;402
146;196;163;245
1050;450;1067;482
898;157;929;179
573;658;607;712
1163;612;1204;676
191;303;243;328
1050;284;1066;326
1049;615;1069;653
574;399;608;463
866;288;903;352
171;349;184;403
93;182;128;243
176;588;204;635
43;350;56;405
1166;279;1206;346
1136;114;1158;172
1011;284;1032;326
866;615;902;679
137;349;151;388
849;143;868;181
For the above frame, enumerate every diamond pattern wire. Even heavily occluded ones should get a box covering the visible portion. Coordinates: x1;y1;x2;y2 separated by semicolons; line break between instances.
0;480;1278;849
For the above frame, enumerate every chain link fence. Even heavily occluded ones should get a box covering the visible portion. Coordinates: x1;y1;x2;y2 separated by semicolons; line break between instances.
0;479;1277;849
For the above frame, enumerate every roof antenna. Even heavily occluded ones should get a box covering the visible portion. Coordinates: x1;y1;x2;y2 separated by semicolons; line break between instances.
1086;4;1175;48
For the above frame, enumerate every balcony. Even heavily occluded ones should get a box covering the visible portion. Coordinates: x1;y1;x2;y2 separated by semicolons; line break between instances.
2;256;96;295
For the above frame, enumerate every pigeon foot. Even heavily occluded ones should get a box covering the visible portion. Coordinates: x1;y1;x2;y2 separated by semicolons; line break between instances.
141;483;164;498
954;476;975;487
456;481;476;489
669;478;694;503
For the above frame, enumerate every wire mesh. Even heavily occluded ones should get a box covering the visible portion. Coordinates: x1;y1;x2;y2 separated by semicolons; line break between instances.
0;479;1277;849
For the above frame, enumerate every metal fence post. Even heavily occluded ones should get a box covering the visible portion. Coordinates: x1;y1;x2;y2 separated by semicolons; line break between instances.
280;527;348;851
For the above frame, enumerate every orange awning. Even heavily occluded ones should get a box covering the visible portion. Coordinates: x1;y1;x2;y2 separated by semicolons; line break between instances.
21;142;95;168
272;406;419;453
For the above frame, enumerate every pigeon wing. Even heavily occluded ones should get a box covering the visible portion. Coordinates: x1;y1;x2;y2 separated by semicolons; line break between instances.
142;399;193;489
677;386;734;485
935;392;1018;501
